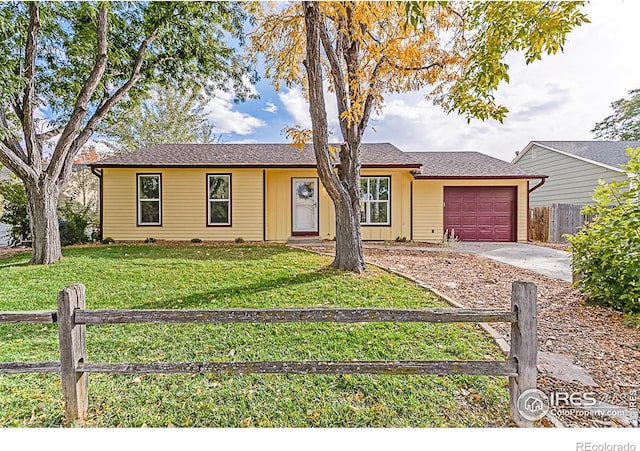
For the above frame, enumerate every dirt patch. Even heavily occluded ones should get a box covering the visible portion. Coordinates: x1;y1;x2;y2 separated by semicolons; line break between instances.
307;246;640;428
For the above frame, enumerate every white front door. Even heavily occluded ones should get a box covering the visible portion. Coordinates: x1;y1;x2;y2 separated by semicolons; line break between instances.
292;178;319;235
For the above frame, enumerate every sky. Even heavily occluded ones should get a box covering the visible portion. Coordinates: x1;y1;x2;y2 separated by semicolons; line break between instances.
200;0;640;163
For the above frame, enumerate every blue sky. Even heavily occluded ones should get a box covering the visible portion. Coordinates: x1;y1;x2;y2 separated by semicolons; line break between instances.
199;0;640;162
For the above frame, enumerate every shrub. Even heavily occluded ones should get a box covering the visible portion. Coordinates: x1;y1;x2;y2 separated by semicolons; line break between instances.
191;238;202;243
101;237;115;244
0;179;30;246
566;147;640;313
58;201;92;246
144;237;157;244
394;236;407;242
234;237;244;243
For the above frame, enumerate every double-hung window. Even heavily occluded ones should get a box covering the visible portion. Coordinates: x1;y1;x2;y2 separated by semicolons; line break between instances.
207;174;231;225
137;174;161;226
360;176;390;225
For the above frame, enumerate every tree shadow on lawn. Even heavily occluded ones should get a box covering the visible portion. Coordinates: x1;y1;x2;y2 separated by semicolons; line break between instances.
59;243;304;263
130;267;341;309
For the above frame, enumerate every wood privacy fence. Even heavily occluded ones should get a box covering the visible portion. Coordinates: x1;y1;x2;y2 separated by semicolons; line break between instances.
0;282;538;427
530;203;593;244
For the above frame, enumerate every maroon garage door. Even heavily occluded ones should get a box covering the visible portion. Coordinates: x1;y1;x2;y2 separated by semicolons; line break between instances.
444;186;516;242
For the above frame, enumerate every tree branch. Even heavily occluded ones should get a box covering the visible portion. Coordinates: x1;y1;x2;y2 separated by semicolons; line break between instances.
47;5;109;181
387;61;442;72
0;141;37;181
36;126;65;143
303;2;346;202
358;57;386;141
59;24;161;184
21;2;42;173
318;19;349;139
0;108;27;162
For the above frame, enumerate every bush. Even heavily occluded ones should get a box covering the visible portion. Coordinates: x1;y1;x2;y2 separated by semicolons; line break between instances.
191;238;202;243
394;236;407;242
0;179;30;246
58;201;92;246
234;237;244;243
566;147;640;313
101;237;115;244
144;237;157;244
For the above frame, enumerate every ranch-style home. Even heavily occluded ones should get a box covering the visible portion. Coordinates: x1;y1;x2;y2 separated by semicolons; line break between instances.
89;143;546;243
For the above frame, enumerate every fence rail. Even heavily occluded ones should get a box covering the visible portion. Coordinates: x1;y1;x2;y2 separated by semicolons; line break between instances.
0;281;538;427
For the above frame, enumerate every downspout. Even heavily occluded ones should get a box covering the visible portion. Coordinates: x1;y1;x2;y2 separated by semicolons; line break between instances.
527;177;547;242
90;166;103;241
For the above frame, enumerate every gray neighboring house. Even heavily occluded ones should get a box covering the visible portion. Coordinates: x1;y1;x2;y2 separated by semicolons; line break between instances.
512;141;639;207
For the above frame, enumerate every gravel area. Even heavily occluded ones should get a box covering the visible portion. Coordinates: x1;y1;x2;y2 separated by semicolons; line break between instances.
306;245;639;428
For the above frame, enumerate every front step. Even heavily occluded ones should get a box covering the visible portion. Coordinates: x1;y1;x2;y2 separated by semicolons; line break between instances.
286;236;324;245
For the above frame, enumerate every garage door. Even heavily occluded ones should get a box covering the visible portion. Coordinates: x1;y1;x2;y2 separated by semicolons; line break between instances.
444;186;516;242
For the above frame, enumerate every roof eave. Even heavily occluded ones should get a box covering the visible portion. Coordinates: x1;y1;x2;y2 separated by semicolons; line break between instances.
413;174;548;180
514;141;627;173
90;163;422;169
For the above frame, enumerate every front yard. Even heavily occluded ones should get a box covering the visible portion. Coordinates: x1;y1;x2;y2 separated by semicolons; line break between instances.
0;243;509;427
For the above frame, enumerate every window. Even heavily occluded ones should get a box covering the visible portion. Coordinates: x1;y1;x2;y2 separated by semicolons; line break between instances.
360;176;390;225
137;174;161;226
207;174;231;225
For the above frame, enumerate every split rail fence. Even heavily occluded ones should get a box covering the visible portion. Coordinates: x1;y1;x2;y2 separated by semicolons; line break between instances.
0;281;538;427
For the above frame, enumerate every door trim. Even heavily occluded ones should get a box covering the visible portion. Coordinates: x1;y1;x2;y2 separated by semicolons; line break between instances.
291;177;319;236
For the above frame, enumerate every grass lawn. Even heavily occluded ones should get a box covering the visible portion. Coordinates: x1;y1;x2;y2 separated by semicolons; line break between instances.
0;243;509;427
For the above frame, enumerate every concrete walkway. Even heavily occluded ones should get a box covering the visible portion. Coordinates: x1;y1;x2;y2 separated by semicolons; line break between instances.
359;242;573;282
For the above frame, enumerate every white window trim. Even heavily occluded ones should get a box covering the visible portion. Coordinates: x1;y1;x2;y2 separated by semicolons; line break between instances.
361;176;390;226
137;174;161;226
207;174;231;226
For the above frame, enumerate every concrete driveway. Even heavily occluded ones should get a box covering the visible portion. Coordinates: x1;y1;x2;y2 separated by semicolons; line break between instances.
453;242;572;282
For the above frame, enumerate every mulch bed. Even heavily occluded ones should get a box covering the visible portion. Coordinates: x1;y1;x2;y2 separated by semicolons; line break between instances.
307;245;640;428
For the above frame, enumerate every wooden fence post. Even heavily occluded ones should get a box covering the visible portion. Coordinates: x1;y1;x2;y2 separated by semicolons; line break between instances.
57;284;88;423
509;281;538;427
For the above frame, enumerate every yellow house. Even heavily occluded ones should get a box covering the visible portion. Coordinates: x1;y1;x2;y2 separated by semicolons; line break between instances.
90;143;546;243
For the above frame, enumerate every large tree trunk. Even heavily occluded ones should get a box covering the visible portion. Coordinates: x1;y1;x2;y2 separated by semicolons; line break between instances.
25;180;62;265
303;2;365;273
333;193;365;272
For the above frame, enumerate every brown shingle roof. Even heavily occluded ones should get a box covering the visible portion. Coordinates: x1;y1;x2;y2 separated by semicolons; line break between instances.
93;143;421;168
407;151;546;179
92;143;546;179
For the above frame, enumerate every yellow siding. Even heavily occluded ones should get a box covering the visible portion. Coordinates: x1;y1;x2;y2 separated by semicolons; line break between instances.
102;168;263;241
412;179;529;243
102;166;529;243
265;169;413;242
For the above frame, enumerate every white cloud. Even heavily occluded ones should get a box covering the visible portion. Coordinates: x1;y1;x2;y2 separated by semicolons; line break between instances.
262;102;278;114
204;89;266;136
278;87;341;138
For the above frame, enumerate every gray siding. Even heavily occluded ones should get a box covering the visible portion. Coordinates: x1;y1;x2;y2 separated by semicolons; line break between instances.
515;144;627;206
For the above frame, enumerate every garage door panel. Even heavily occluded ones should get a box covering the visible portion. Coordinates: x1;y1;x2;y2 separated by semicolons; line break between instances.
444;186;516;242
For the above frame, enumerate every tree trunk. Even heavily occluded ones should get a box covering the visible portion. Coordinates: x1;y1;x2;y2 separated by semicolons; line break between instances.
25;180;62;265
303;2;366;273
333;193;365;273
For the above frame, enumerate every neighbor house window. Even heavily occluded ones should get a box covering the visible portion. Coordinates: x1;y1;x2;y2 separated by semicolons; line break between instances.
137;174;161;226
360;176;390;225
207;174;231;225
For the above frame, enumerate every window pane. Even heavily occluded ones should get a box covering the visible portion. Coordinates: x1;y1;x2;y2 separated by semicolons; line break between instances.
370;201;388;223
360;202;367;223
360;178;369;198
139;176;160;199
140;200;160;224
209;176;229;200
375;178;389;200
210;201;229;224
